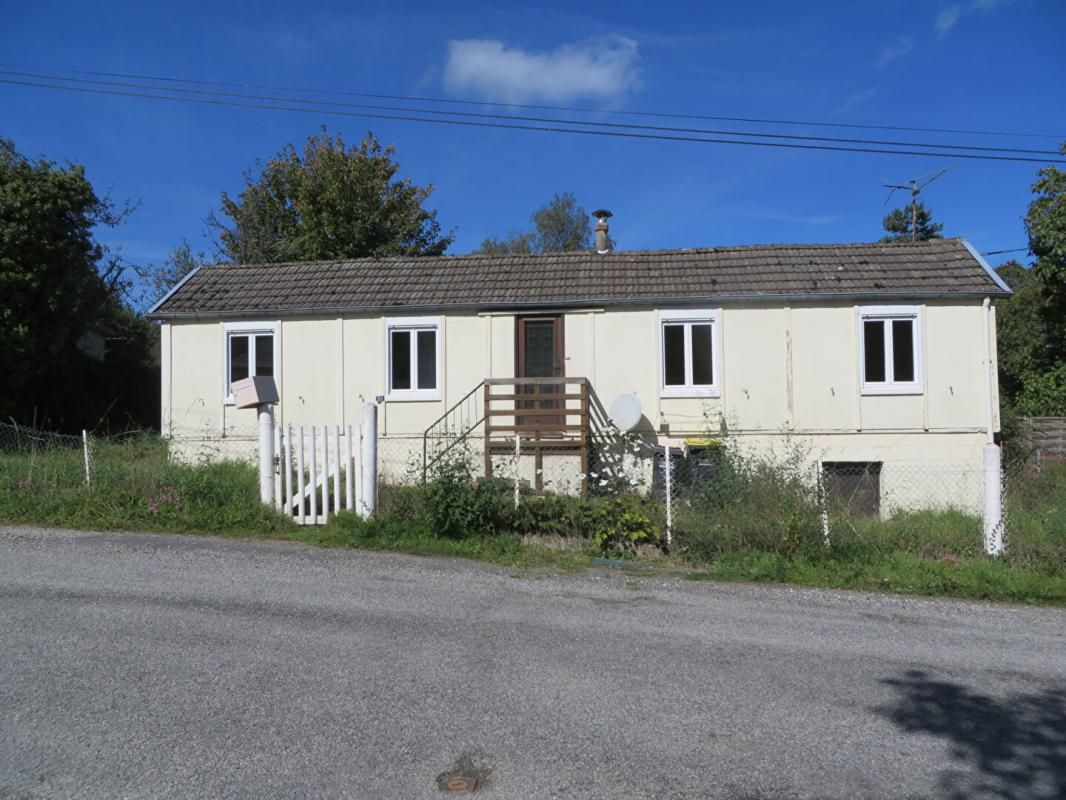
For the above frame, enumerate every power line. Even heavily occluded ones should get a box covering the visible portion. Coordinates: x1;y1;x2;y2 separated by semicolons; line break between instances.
3;61;1063;141
982;247;1028;256
0;69;1058;158
2;76;1063;165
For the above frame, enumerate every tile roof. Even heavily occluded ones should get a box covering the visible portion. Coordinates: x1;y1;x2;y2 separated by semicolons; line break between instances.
149;238;1008;318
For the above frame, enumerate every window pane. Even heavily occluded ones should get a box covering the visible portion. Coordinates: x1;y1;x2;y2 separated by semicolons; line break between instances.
417;330;437;389
229;335;249;386
663;324;686;386
863;321;886;383
691;324;713;385
522;320;557;378
254;335;274;377
892;320;915;382
390;330;411;390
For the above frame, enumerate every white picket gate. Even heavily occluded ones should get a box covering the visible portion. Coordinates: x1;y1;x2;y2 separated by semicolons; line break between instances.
273;424;370;525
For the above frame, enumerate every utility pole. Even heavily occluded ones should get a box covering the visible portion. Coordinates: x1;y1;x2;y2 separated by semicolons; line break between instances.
883;167;952;241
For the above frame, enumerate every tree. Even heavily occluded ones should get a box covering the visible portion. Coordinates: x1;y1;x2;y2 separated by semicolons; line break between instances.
1025;142;1066;357
881;200;944;242
475;192;608;254
142;240;209;305
992;145;1066;426
0;138;156;429
994;261;1066;418
477;231;536;255
212;130;452;264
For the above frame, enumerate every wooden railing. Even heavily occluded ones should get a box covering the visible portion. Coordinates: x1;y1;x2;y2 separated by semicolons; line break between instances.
422;377;593;492
484;377;590;491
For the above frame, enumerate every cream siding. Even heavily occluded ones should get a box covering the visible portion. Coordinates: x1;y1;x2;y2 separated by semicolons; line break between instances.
163;299;998;482
718;306;788;433
167;321;225;435
791;305;858;431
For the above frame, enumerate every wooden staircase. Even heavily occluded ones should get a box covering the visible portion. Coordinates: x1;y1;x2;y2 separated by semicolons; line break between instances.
482;377;590;493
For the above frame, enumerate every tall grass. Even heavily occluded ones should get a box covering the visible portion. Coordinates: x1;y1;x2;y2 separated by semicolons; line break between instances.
0;436;295;536
1003;462;1066;573
1;434;1063;604
672;438;825;557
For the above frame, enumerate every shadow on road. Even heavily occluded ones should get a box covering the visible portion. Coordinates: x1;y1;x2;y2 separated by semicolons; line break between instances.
876;669;1065;800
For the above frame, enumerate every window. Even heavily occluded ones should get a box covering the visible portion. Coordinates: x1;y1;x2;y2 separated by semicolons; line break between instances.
224;323;277;402
823;462;882;517
386;316;441;400
859;306;922;394
660;310;719;397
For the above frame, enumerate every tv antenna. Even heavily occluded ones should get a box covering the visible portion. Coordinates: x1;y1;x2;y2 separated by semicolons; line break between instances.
882;166;953;241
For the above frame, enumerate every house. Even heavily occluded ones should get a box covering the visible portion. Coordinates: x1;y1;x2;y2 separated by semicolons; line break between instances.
147;221;1011;514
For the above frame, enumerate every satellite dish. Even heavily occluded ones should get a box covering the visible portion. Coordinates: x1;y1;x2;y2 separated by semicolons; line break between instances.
609;393;643;432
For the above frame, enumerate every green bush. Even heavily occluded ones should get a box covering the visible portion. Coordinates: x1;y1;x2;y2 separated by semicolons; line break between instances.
500;492;662;541
423;451;504;538
592;497;658;557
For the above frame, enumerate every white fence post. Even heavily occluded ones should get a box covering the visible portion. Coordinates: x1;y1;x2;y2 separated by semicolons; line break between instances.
514;433;520;510
818;463;831;549
664;444;672;547
310;426;319;523
81;430;91;487
360;403;377;518
355;423;364;512
296;426;306;525
984;443;1004;555
258;405;274;505
273;424;282;510
320;427;329;525
332;425;342;514
284;426;294;517
345;424;355;512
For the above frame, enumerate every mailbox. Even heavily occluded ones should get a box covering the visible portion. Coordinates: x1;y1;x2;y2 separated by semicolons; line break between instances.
232;376;279;409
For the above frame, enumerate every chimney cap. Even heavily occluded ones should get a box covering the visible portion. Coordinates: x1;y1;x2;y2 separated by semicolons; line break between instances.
591;209;613;220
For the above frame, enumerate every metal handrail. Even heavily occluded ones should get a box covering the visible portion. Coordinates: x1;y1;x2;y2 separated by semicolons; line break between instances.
422;380;486;481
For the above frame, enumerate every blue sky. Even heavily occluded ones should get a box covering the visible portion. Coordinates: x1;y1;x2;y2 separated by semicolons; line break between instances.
2;0;1064;300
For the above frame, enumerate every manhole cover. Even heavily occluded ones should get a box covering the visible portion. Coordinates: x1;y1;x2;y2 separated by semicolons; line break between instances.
439;774;478;794
436;750;494;795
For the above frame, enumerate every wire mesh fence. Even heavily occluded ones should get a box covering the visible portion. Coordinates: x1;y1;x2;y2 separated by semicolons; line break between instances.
4;417;1062;560
166;425;262;466
0;421;92;487
414;429;1063;558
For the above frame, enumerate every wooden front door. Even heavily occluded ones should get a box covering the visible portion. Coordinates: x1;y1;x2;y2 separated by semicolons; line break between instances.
516;315;564;432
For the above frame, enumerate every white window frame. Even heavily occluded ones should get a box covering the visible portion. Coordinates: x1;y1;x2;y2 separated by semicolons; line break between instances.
659;309;721;398
385;315;443;402
223;321;279;404
858;305;923;396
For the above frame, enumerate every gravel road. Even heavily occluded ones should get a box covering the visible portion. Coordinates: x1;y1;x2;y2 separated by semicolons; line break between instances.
1;526;1063;799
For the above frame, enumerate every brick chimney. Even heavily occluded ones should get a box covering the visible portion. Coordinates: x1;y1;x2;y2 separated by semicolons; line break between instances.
593;209;612;254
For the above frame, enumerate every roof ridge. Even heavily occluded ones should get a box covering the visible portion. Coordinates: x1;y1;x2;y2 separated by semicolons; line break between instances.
206;238;965;270
149;238;1004;318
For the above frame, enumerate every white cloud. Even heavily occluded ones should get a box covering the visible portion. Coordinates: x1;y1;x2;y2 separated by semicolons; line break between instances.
740;210;844;226
935;5;963;37
876;36;915;68
443;36;641;104
936;0;1006;38
833;88;877;117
